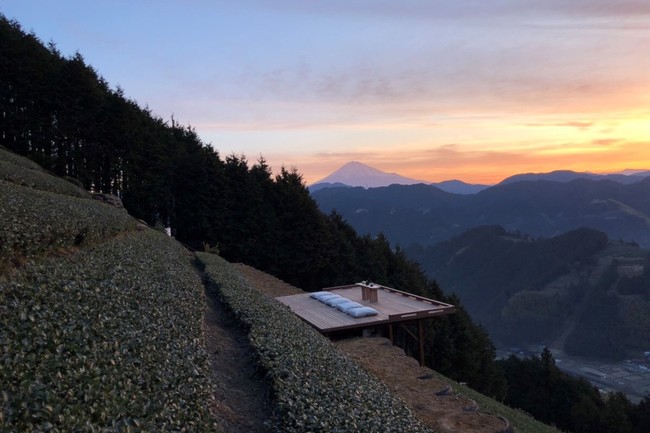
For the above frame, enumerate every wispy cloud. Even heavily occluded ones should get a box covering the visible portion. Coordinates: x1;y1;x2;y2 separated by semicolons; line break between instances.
314;151;380;160
592;138;621;146
526;121;594;129
560;121;594;129
247;1;650;21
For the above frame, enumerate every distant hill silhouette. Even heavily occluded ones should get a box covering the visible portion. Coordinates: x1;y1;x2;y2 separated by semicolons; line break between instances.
308;181;352;193
433;179;490;194
499;169;650;185
312;178;650;248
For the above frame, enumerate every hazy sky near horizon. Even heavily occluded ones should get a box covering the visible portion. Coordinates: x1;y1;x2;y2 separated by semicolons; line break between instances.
3;1;649;184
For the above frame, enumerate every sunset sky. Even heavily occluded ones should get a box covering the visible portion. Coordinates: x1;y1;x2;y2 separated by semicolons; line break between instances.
3;1;649;184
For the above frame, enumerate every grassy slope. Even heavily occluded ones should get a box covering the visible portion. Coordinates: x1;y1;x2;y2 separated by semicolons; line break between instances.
439;373;564;433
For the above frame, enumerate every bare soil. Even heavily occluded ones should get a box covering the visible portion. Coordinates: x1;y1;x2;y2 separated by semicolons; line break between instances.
337;338;510;433
232;263;303;297
232;265;512;433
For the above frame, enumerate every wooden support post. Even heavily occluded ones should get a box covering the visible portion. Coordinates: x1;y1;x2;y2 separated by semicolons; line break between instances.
418;319;425;366
399;323;418;342
389;324;394;343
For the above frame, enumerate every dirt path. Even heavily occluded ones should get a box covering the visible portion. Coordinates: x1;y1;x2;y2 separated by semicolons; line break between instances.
201;274;274;432
232;265;511;433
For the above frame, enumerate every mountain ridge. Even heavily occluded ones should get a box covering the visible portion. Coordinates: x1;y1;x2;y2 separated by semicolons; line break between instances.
499;169;650;185
312;178;650;248
311;162;650;195
311;161;492;194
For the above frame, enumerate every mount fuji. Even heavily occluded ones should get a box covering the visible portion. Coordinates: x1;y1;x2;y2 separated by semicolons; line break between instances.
309;161;489;194
310;161;427;191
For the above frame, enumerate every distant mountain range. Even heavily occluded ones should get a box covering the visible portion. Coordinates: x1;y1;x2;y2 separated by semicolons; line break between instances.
312;177;650;248
310;162;650;195
406;226;650;360
309;161;489;194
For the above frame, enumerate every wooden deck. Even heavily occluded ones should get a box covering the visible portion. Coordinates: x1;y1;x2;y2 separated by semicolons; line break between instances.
276;283;455;333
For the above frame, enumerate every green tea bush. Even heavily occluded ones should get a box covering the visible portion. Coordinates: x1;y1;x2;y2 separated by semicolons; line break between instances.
0;148;89;198
1;230;217;432
0;180;136;266
0;146;42;170
198;253;431;433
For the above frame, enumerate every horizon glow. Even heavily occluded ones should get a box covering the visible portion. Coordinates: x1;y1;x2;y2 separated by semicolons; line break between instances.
2;1;649;184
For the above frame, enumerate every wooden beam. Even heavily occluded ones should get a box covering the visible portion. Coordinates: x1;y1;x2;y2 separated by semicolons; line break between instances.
399;323;419;342
418;319;425;366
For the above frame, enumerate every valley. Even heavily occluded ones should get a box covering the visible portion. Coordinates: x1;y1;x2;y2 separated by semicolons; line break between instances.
409;228;650;361
497;347;650;404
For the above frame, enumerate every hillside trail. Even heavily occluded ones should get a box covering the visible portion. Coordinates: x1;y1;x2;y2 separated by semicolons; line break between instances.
233;264;511;433
197;265;274;433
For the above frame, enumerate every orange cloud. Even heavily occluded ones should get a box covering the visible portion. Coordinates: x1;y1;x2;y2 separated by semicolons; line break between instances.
259;137;650;186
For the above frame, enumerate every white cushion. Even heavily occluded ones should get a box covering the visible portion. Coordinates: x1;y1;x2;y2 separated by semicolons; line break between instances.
316;294;341;303
347;307;379;318
336;301;363;312
325;297;350;307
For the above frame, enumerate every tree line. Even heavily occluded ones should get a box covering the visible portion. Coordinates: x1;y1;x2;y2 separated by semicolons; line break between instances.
0;13;505;397
500;349;649;433
2;14;647;430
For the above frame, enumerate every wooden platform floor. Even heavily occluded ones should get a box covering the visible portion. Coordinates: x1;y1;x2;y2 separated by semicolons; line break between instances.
276;284;455;333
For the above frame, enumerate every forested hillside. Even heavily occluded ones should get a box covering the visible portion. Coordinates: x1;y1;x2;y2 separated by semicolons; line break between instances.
407;226;650;360
0;14;505;398
499;349;650;433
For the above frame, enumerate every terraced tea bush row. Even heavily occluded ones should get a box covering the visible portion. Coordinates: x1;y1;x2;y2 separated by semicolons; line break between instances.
0;148;88;198
198;253;432;433
0;146;43;171
0;180;136;266
1;230;217;432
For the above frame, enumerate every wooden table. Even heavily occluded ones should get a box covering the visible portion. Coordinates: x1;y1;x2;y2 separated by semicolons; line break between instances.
361;284;378;303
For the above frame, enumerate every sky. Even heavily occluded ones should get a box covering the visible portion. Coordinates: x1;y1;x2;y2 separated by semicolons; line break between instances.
2;1;649;184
